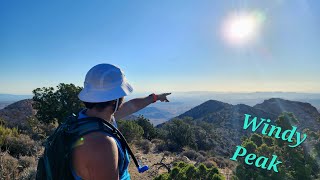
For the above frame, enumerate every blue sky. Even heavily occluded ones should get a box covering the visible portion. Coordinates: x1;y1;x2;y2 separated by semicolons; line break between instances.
1;0;319;95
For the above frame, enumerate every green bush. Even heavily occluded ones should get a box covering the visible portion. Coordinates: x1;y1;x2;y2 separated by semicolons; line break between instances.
154;161;224;180
118;120;144;143
235;112;320;180
0;125;19;145
32;83;84;124
134;116;158;140
154;173;169;180
163;119;196;151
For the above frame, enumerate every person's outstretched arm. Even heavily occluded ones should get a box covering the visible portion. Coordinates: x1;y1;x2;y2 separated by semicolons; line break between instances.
114;93;171;120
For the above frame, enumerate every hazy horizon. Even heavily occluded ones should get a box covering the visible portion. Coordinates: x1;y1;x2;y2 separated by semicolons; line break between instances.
2;90;320;96
1;90;320;96
2;90;320;124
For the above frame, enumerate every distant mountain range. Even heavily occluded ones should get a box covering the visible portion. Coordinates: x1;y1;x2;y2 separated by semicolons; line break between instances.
0;94;32;102
129;91;320;125
163;98;320;156
178;98;320;131
1;97;319;157
0;94;32;109
134;106;174;125
1;92;320;126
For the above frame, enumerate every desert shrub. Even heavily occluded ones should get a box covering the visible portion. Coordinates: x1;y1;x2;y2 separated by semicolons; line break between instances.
151;138;163;144
0;152;19;179
155;141;168;152
203;160;216;168
211;156;230;168
152;139;169;152
19;156;37;169
4;134;38;157
231;175;239;180
211;174;225;180
198;150;207;157
135;139;152;154
155;161;224;180
26;116;56;140
154;173;169;180
173;156;191;164
180;149;201;161
0;125;40;157
163;151;171;156
0;125;19;145
0;118;6;126
196;154;206;163
19;166;37;180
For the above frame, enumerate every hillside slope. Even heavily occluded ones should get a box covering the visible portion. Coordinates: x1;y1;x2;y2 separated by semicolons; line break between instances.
0;99;35;127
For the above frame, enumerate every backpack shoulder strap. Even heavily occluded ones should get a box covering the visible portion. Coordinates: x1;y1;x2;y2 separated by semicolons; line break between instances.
66;117;126;153
66;116;149;173
66;117;127;173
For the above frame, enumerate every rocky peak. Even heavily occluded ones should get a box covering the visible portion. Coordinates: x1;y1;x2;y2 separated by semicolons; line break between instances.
254;98;320;130
177;100;232;120
0;99;35;127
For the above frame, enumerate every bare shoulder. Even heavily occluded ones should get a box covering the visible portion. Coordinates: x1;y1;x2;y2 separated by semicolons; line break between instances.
72;132;119;180
83;131;118;147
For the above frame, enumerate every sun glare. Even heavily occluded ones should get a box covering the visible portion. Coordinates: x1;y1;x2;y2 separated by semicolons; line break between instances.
222;11;264;46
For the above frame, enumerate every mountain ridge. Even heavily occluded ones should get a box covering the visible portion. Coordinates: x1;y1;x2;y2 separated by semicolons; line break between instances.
254;98;320;130
162;98;320;156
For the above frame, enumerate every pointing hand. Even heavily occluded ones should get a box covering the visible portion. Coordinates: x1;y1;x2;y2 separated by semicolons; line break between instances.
156;93;171;102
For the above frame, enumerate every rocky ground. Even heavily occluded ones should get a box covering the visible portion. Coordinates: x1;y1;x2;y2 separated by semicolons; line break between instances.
128;144;232;180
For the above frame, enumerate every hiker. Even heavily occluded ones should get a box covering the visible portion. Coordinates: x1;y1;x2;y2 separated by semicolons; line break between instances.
72;63;171;180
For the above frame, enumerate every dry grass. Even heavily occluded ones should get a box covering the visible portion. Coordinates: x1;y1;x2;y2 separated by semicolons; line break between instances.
0;151;19;179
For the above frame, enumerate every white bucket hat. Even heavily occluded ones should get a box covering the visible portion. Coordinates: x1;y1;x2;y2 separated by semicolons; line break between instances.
78;63;133;103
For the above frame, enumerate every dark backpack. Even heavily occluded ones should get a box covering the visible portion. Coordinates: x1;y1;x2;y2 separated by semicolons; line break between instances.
36;115;135;180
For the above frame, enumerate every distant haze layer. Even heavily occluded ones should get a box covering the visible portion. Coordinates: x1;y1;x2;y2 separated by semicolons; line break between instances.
1;92;320;126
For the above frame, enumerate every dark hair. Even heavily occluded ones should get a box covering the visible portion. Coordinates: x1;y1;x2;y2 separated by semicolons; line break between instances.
83;97;124;112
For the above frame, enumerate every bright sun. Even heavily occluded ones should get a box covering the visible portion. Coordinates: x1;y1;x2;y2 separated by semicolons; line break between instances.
222;11;263;46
